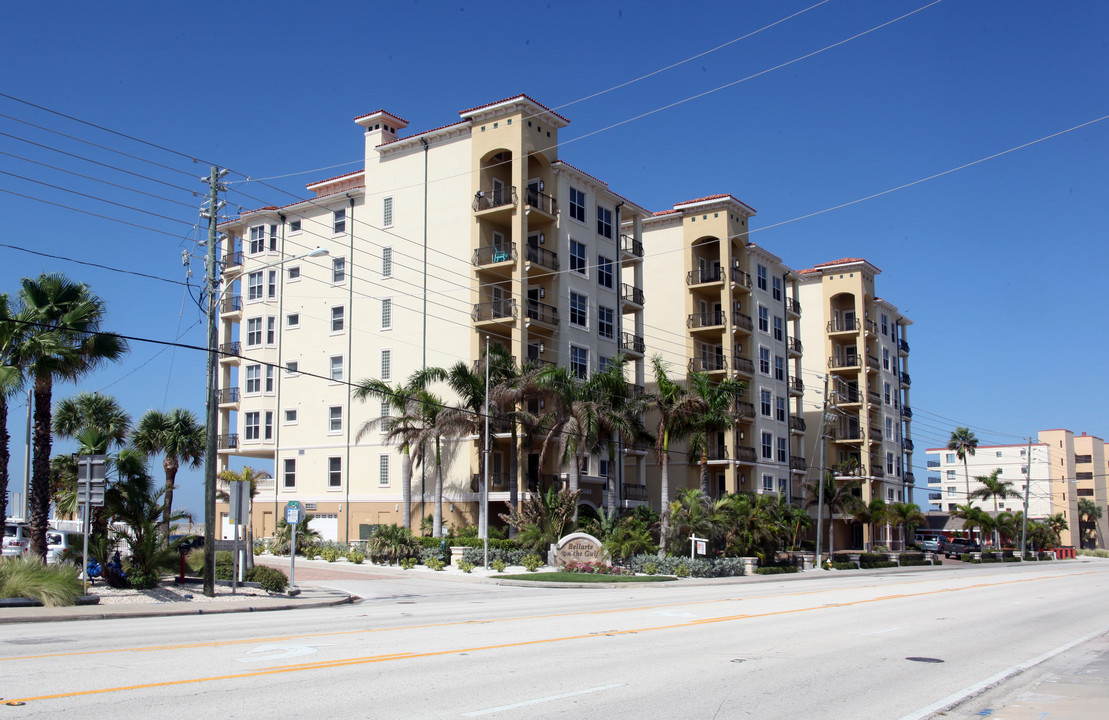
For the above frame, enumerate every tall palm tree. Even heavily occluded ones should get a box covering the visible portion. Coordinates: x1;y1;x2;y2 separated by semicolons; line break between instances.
130;408;205;535
947;427;978;505
488;354;543;536
15;273;128;558
666;488;719;553
1078;497;1103;549
648;356;709;551
853;498;888;551
716;492;781;560
0;293;27;532
969;468;1017;548
803;472;863;557
887;502;926;550
685;371;745;498
355;368;446;532
53;391;131;450
408;388;452;539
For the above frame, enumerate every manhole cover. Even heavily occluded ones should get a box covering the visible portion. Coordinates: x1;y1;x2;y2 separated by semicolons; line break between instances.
906;657;944;663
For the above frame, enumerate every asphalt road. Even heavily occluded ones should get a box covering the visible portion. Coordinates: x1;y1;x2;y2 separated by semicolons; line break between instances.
3;560;1108;719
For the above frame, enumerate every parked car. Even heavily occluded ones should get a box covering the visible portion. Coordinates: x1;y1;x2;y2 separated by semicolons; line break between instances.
2;522;30;557
915;534;941;552
46;530;82;565
941;537;980;558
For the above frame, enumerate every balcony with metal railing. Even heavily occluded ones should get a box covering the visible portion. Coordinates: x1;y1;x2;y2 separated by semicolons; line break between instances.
222;250;243;275
702;445;729;462
217;387;240;405
686;266;724;285
621;332;645;356
524;188;558;217
621;283;644;307
900;371;912;386
868;427;883;443
620;234;643;259
689;356;727;373
735;446;757;463
218;433;239;450
218;341;241;362
220;295;242;315
623;483;648;502
901;405;913;418
899;338;910;355
473;185;517;212
864;319;879;335
732;355;754;376
730;266;752;289
829;354;861;370
867;390;881;405
472;298;518;324
786;296;801;317
789;415;806;433
473;242;518;268
527;474;566;493
735;400;756;420
903;438;915;452
733;312;753;332
526;344;556;367
905;471;915;484
788;377;804;396
827;319;860;334
687;310;726;331
525;299;559;328
525;244;558;272
790;456;807;472
866;355;880;371
787;336;803;356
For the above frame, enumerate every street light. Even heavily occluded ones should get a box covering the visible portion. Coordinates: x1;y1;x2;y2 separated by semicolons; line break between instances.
202;240;329;596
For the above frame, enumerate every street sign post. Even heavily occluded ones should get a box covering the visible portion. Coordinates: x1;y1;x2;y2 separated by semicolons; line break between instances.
285;502;300;593
77;455;107;594
229;482;251;593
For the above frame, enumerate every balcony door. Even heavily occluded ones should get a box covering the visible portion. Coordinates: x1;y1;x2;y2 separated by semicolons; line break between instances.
492;178;506;206
491;286;507;318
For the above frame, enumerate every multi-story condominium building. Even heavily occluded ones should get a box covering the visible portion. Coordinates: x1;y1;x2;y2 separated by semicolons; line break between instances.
796;258;913;550
927;430;1106;548
215;95;652;542
638;195;807;502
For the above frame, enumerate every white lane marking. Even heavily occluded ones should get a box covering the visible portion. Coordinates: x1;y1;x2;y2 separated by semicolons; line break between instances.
462;683;626;716
235;643;335;662
859;627;902;637
898;623;1109;720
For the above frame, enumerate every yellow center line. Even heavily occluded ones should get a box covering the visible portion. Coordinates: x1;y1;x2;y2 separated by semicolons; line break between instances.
5;569;1098;705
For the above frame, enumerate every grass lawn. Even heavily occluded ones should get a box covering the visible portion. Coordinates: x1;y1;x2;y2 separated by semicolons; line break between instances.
498;572;677;583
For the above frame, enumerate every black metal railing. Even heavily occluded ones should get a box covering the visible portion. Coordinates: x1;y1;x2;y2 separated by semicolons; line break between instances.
733;312;754;332
829;355;859;369
218;340;241;358
901;405;913;418
473;185;516;211
217;387;240;404
899;338;910;354
527;474;565;493
525;299;559;325
789;377;804;394
621;234;643;257
786;296;801;315
869;427;883;443
221;295;242;314
525;188;558;215
218;433;239;450
687;310;726;329
621;283;644;306
702;446;729;461
735;446;757;463
731;266;752;288
621;332;645;354
473;242;517;266
686;266;723;285
788;336;803;354
224;251;242;269
903;438;915;452
864;319;879;335
735;400;756;419
689;356;727;372
525;244;559;270
472;299;517;322
900;371;912;386
789;415;806;432
733;356;755;375
790;456;807;472
827;319;860;333
623;483;648;502
867;390;881;405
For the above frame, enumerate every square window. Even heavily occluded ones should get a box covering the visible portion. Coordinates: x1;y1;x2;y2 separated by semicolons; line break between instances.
570;292;588;328
596;205;613;238
382;247;393;277
383;196;394;228
946;453;957;463
285;360;299;376
332;257;346;284
597;256;613;289
763;474;774;492
287;266;300;281
597;306;614;339
331;306;345;332
380;349;391;381
286;313;299;328
284;409;298;424
245;365;261;394
246;317;262;347
570;346;588;379
289;219;301;233
379;455;390;486
947;470;957;480
330;356;343;382
569;187;586;223
328;406;342;433
381;298;392;330
244;411;260;441
333;209;346;234
328;457;342;488
757;264;767;291
283;458;296;489
247;272;263;301
570;240;587;275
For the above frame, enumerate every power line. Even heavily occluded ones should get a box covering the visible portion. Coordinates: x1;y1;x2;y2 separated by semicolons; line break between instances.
0;243;187;286
0;187;195;239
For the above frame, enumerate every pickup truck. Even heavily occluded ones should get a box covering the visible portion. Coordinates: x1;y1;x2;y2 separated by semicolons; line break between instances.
941;537;980;558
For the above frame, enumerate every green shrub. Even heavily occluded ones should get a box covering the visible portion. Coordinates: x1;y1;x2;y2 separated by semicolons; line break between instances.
185;548;205;575
246;565;288;593
755;566;800;575
0;556;82;606
319;546;341;563
127;568;161;590
521;554;543;572
492;559;506;573
425;557;445;571
624;555;745;578
400;557;417;570
831;562;857;570
860;560;898;569
369;525;420;565
643;561;658;576
461;546;529;566
674;564;690;578
347;550;365;565
457;561;474;574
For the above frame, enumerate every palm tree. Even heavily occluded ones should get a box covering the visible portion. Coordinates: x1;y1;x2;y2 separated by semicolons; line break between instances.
1044;512;1068;547
130;408;205;535
648;356;709;552
853;498;888;551
0;292;27;532
716;492;782;560
952;503;990;547
887;502;926;551
217;466;271;545
666;488;719;553
1078;498;1103;549
684;371;744;498
53;391;131;449
15;274;128;558
947;427;978;505
803;471;863;557
969;468;1017;548
499;486;580;554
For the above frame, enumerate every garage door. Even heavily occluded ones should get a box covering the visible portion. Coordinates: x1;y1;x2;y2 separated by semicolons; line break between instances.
309;514;339;542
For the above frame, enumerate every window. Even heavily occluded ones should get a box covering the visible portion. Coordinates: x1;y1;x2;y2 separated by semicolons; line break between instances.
763;474;774;492
885;417;893;439
883;348;890;371
761;432;773;459
570;346;588;379
570;240;587;275
884;382;891;404
569;187;586;223
283;458;296;489
247;271;263;301
382;247;393;277
596;205;613;238
887;487;895;502
331;306;345;332
265;366;275;393
289;219;301;233
266;316;276;345
264;411;274;441
1020;466;1028;474
597;256;613;289
773;316;783;341
881;314;889;336
760;347;770;375
947;470;957;480
380;402;390;423
332;257;346;284
887;452;894;474
757;264;767;291
245;365;261;394
776;396;786;422
772;276;782;301
284;409;298;424
381;298;392;330
379;455;390;486
246;317;262;347
285;360;299;375
286;313;300;328
328;457;342;489
333;208;346;234
267;270;277;299
599;356;613;372
383;196;394;227
249;226;265;255
268;224;277;252
328;406;342;433
287;266;300;282
570;292;588;328
758;305;769;332
761;389;772;417
774;355;784;381
946;453;956;463
598;306;614;339
777;437;787;463
244;411;260;441
380;349;392;381
330;356;344;382
947;486;956;495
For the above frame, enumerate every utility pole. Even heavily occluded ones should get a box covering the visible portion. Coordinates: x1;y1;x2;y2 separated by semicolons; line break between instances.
1020;436;1033;560
201;166;227;597
814;376;830;569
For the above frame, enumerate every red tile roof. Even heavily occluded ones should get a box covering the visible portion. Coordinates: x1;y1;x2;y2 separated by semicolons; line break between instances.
353;109;409;125
459;93;571;125
305;169;365;189
376;119;470;148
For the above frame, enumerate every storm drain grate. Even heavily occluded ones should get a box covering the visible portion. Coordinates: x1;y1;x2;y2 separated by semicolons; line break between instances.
906;656;944;663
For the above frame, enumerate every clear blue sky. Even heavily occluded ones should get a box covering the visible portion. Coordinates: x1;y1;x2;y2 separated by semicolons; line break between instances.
2;0;1106;517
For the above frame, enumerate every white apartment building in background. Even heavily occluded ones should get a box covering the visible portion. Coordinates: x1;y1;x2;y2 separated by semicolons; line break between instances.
926;442;1052;518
